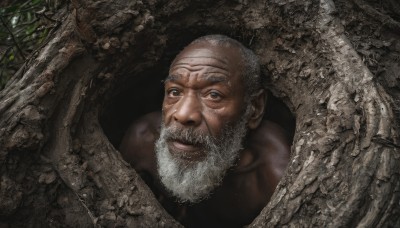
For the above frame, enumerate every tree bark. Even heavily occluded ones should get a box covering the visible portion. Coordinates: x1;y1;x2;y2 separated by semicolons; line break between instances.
0;0;399;227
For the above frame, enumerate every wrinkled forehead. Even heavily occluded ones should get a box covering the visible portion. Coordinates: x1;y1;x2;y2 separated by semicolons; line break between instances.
170;43;244;73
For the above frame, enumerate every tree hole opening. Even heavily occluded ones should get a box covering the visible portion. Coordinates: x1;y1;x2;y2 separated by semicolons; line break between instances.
99;31;296;227
100;31;296;147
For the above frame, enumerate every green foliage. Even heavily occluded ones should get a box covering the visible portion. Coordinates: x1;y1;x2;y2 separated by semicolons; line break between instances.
0;0;61;90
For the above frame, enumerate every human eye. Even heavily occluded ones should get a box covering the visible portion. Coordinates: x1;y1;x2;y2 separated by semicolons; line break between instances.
205;90;223;101
166;88;182;97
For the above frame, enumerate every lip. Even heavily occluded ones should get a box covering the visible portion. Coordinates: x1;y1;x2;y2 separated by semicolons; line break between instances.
167;140;206;161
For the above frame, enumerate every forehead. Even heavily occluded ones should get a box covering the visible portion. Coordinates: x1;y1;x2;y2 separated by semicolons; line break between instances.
170;43;244;76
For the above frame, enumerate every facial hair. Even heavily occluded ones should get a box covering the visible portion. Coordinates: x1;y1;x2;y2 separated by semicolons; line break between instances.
155;111;249;203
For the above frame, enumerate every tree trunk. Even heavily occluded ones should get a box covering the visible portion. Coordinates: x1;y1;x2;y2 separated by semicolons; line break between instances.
1;0;399;227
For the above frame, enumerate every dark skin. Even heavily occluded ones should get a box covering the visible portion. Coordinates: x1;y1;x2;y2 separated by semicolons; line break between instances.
120;42;291;227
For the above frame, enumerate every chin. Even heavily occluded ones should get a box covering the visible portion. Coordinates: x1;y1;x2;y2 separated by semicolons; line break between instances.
167;149;207;167
156;138;239;203
155;114;248;202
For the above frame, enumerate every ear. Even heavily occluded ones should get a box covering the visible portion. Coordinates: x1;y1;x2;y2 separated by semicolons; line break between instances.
247;89;266;129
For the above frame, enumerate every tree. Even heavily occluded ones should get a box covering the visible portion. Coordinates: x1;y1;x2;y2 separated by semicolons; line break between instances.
0;0;61;89
0;0;399;227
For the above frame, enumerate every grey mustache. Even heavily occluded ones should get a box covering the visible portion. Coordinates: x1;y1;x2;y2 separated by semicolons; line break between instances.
164;127;214;147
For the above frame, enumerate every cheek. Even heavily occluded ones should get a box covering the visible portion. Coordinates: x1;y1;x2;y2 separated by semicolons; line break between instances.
202;107;238;136
217;101;246;121
161;102;174;124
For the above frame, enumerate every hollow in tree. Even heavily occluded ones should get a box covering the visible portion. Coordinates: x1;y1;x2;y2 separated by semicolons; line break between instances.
0;0;399;227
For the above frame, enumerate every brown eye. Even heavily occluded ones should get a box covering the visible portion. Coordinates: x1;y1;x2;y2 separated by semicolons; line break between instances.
206;91;222;100
167;88;181;97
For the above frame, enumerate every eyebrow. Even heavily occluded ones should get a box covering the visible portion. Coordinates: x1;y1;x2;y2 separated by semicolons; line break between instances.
164;75;181;82
202;74;227;82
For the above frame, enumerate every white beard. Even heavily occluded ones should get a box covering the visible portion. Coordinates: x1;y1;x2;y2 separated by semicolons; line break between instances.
155;113;249;203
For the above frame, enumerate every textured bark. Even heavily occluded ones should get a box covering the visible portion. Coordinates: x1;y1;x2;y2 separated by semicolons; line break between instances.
0;0;399;227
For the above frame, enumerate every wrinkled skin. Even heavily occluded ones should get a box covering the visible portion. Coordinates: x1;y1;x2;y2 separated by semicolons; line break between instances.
120;42;291;227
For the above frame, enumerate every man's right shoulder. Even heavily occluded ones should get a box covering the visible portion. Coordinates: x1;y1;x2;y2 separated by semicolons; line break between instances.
125;111;161;137
119;111;161;166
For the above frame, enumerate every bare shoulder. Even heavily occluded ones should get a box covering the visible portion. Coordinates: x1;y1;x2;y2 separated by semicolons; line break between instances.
250;120;291;146
249;120;291;159
248;120;291;190
119;111;161;170
124;111;162;137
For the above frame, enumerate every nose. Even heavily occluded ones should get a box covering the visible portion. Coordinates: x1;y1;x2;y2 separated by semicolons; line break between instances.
172;94;202;127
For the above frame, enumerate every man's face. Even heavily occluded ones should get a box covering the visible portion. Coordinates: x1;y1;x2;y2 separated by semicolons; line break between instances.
164;43;247;158
155;42;250;202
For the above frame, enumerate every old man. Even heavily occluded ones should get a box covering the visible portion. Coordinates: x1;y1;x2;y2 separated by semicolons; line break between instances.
120;35;291;227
